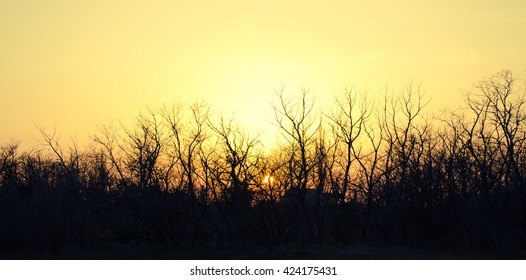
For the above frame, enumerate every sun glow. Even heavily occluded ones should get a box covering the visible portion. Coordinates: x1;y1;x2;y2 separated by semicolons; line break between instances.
263;175;275;185
1;1;525;150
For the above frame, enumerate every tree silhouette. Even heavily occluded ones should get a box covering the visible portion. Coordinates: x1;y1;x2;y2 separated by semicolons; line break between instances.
1;70;526;258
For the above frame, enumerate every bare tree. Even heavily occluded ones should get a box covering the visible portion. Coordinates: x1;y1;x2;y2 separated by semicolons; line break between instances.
162;102;209;195
273;85;318;195
352;108;385;240
123;110;167;189
328;87;371;204
93;123;128;188
478;70;525;189
93;109;167;190
208;115;262;207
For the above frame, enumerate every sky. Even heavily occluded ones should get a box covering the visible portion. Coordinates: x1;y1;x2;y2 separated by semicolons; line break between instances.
1;0;525;150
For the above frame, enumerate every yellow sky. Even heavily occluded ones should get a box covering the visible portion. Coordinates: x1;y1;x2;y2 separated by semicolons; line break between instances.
1;0;525;149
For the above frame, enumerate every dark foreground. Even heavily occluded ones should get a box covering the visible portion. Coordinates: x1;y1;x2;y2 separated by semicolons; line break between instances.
2;244;519;260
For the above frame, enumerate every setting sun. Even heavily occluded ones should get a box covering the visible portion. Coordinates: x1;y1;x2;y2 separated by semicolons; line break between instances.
1;0;526;261
263;174;275;185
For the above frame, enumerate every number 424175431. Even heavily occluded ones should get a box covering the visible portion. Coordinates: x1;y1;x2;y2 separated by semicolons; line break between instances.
281;267;337;276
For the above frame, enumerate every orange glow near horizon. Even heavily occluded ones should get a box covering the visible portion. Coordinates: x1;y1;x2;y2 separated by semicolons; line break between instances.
1;1;525;150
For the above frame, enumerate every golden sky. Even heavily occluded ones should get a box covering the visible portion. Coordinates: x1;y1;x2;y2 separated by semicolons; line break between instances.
1;0;525;149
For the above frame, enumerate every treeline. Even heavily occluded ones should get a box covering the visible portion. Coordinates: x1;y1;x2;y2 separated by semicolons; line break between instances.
1;70;526;258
